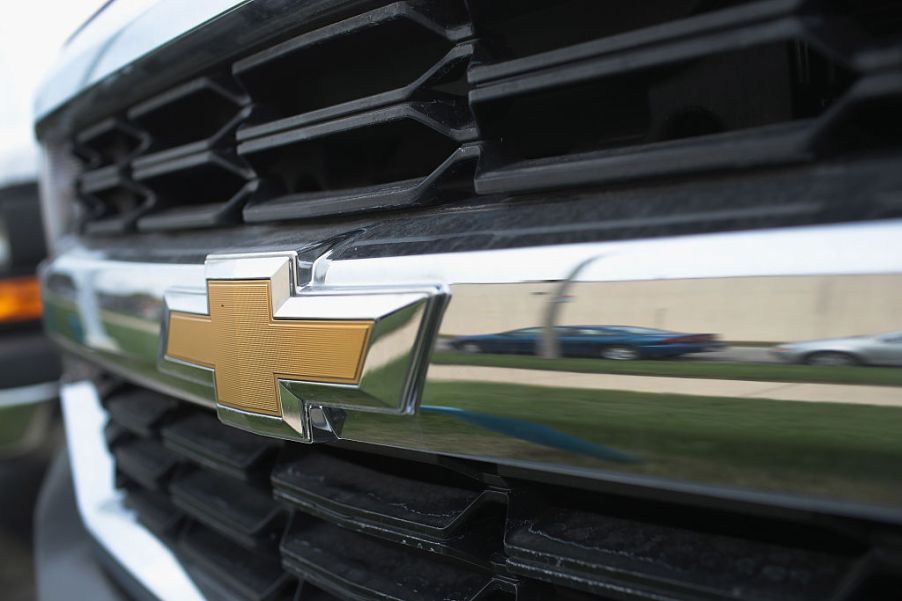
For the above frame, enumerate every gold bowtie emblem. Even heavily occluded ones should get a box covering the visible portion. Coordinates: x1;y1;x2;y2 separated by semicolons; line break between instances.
166;279;372;416
160;252;443;443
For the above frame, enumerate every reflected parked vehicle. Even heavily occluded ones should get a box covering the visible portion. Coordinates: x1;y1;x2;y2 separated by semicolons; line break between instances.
0;181;62;457
449;326;722;360
771;332;902;366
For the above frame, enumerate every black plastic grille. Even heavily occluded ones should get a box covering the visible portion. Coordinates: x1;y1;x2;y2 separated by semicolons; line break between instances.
102;385;902;601
67;0;902;234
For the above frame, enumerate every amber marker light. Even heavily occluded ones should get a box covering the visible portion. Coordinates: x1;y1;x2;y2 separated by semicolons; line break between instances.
0;275;44;323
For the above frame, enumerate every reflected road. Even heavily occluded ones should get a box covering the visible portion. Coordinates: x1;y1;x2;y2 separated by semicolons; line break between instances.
683;346;777;364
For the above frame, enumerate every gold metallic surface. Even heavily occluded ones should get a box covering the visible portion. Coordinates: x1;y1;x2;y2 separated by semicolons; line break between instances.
166;280;372;416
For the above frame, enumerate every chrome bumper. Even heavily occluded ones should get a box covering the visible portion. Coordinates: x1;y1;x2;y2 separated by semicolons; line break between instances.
44;219;902;521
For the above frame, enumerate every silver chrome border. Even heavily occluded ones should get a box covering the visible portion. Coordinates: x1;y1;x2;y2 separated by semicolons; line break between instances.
43;220;902;520
159;251;447;442
61;381;206;601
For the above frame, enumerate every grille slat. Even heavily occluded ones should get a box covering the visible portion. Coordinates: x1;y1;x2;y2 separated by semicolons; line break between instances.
74;117;147;169
467;0;768;84
474;122;821;196
106;388;178;437
237;101;478;221
67;0;902;234
242;142;480;222
504;492;856;601
129;76;250;167
78;170;150;234
233;1;472;140
179;523;293;601
113;438;181;491
281;517;494;601
161;411;281;481
171;469;285;551
470;11;858;193
273;447;484;532
125;489;184;538
296;582;344;601
102;385;901;601
272;446;505;566
132;150;255;231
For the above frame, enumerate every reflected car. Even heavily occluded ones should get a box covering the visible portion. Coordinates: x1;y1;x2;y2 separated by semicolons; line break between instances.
449;326;722;360
771;332;902;366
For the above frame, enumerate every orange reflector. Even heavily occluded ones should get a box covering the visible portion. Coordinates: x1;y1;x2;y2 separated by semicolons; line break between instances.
0;276;43;323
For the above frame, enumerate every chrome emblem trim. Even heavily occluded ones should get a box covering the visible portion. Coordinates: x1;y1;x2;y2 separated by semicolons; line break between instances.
160;251;446;442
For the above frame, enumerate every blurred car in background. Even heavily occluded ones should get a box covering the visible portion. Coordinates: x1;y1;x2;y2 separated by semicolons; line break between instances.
0;177;61;457
771;331;902;366
450;325;723;360
0;3;101;599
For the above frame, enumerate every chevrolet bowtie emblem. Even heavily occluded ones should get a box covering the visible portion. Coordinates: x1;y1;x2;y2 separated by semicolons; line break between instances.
166;280;371;416
161;252;445;442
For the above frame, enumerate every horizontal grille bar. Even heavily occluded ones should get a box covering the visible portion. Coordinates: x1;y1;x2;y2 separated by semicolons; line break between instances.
161;411;281;481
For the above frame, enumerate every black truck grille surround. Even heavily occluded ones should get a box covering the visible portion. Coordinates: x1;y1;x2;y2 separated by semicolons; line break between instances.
69;0;902;234
102;385;900;601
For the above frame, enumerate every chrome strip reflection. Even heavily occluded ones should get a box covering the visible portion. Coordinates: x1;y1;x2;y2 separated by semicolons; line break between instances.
0;381;58;408
324;219;902;285
61;381;207;601
44;220;902;519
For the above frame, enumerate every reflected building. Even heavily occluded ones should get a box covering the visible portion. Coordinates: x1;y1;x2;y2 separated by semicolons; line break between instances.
443;273;902;344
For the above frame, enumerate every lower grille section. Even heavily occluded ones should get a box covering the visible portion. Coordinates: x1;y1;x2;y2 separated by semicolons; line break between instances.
102;385;900;601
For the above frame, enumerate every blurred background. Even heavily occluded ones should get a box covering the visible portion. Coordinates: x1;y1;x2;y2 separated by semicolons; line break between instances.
0;3;105;600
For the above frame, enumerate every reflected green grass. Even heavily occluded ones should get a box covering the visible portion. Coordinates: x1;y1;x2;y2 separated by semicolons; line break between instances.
348;380;902;506
432;351;902;387
430;381;902;503
103;319;159;358
427;381;902;464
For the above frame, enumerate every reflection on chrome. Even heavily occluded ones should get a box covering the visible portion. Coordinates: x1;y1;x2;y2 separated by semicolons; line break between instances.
448;326;722;360
773;331;902;367
41;220;902;520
